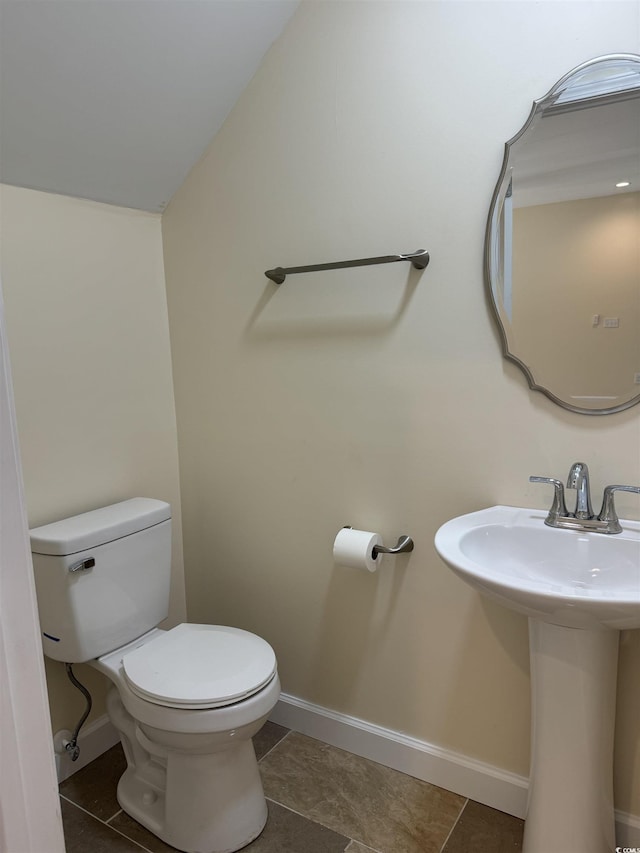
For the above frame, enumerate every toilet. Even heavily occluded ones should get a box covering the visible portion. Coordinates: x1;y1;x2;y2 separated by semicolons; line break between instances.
30;498;280;853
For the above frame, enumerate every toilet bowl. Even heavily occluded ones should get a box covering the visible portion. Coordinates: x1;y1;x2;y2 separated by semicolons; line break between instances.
94;625;281;853
30;498;281;853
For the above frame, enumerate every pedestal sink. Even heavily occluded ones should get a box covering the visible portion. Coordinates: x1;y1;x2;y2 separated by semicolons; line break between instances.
434;505;640;853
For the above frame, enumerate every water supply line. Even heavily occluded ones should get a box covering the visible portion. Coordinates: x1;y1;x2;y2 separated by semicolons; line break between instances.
63;663;93;761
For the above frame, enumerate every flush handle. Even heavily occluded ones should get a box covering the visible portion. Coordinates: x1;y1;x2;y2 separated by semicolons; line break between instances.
69;557;95;573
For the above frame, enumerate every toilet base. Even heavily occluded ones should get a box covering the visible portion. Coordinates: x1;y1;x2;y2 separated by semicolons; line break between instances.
117;748;268;853
106;688;270;853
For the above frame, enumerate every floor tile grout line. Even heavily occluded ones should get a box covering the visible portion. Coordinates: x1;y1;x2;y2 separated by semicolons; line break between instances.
264;795;325;826
345;839;385;853
438;797;469;853
257;728;293;763
58;792;122;825
106;807;124;824
59;794;154;853
264;797;383;853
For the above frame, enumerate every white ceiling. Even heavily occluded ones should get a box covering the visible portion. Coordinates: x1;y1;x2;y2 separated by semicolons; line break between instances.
0;0;298;212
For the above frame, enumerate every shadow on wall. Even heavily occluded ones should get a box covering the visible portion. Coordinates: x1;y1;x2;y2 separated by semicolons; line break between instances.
243;264;424;341
308;551;411;708
437;594;530;765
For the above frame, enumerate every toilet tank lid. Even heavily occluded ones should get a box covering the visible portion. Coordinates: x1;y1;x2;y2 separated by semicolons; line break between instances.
30;498;171;556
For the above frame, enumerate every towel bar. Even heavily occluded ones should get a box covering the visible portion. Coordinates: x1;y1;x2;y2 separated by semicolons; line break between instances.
265;249;429;284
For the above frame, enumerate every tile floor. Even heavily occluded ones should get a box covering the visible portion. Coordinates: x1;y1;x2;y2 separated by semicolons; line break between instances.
59;722;524;853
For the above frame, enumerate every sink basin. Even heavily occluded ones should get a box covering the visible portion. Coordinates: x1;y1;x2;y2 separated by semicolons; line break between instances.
434;505;640;630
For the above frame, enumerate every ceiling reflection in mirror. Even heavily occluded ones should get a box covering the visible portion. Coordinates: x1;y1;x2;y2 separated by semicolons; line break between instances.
486;55;640;414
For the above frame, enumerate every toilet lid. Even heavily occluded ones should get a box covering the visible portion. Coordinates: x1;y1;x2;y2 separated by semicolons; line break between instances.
122;624;277;709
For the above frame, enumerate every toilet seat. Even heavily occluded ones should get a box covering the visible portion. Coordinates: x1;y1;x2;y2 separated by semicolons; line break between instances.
121;623;277;710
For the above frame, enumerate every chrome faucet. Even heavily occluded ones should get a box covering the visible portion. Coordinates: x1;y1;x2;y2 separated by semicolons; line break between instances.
530;462;640;534
598;484;640;534
566;461;593;519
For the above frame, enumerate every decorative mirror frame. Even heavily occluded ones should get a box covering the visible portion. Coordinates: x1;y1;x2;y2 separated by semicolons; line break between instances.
484;54;640;415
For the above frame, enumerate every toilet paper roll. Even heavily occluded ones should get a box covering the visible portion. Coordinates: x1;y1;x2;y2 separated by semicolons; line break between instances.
333;528;383;573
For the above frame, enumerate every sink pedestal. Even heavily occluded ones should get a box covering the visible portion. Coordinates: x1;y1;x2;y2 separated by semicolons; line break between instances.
524;620;619;853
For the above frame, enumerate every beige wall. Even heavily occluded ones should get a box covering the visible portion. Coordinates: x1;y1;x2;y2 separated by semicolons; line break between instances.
0;185;186;733
513;193;640;405
162;1;640;816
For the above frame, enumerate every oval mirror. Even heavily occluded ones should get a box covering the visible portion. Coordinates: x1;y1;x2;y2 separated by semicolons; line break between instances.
486;54;640;414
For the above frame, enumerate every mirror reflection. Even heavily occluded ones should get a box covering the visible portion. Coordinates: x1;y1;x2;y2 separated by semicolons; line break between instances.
486;55;640;414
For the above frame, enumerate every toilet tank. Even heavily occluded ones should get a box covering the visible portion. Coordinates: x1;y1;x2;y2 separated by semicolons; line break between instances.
30;498;172;663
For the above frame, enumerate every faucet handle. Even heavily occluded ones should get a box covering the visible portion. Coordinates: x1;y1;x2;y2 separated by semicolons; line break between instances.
597;484;640;533
530;476;569;520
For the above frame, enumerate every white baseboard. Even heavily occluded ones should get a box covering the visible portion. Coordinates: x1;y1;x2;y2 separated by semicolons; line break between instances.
269;692;639;845
55;714;119;782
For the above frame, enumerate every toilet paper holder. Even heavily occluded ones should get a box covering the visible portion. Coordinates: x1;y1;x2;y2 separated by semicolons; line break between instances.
372;535;414;557
344;527;414;557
